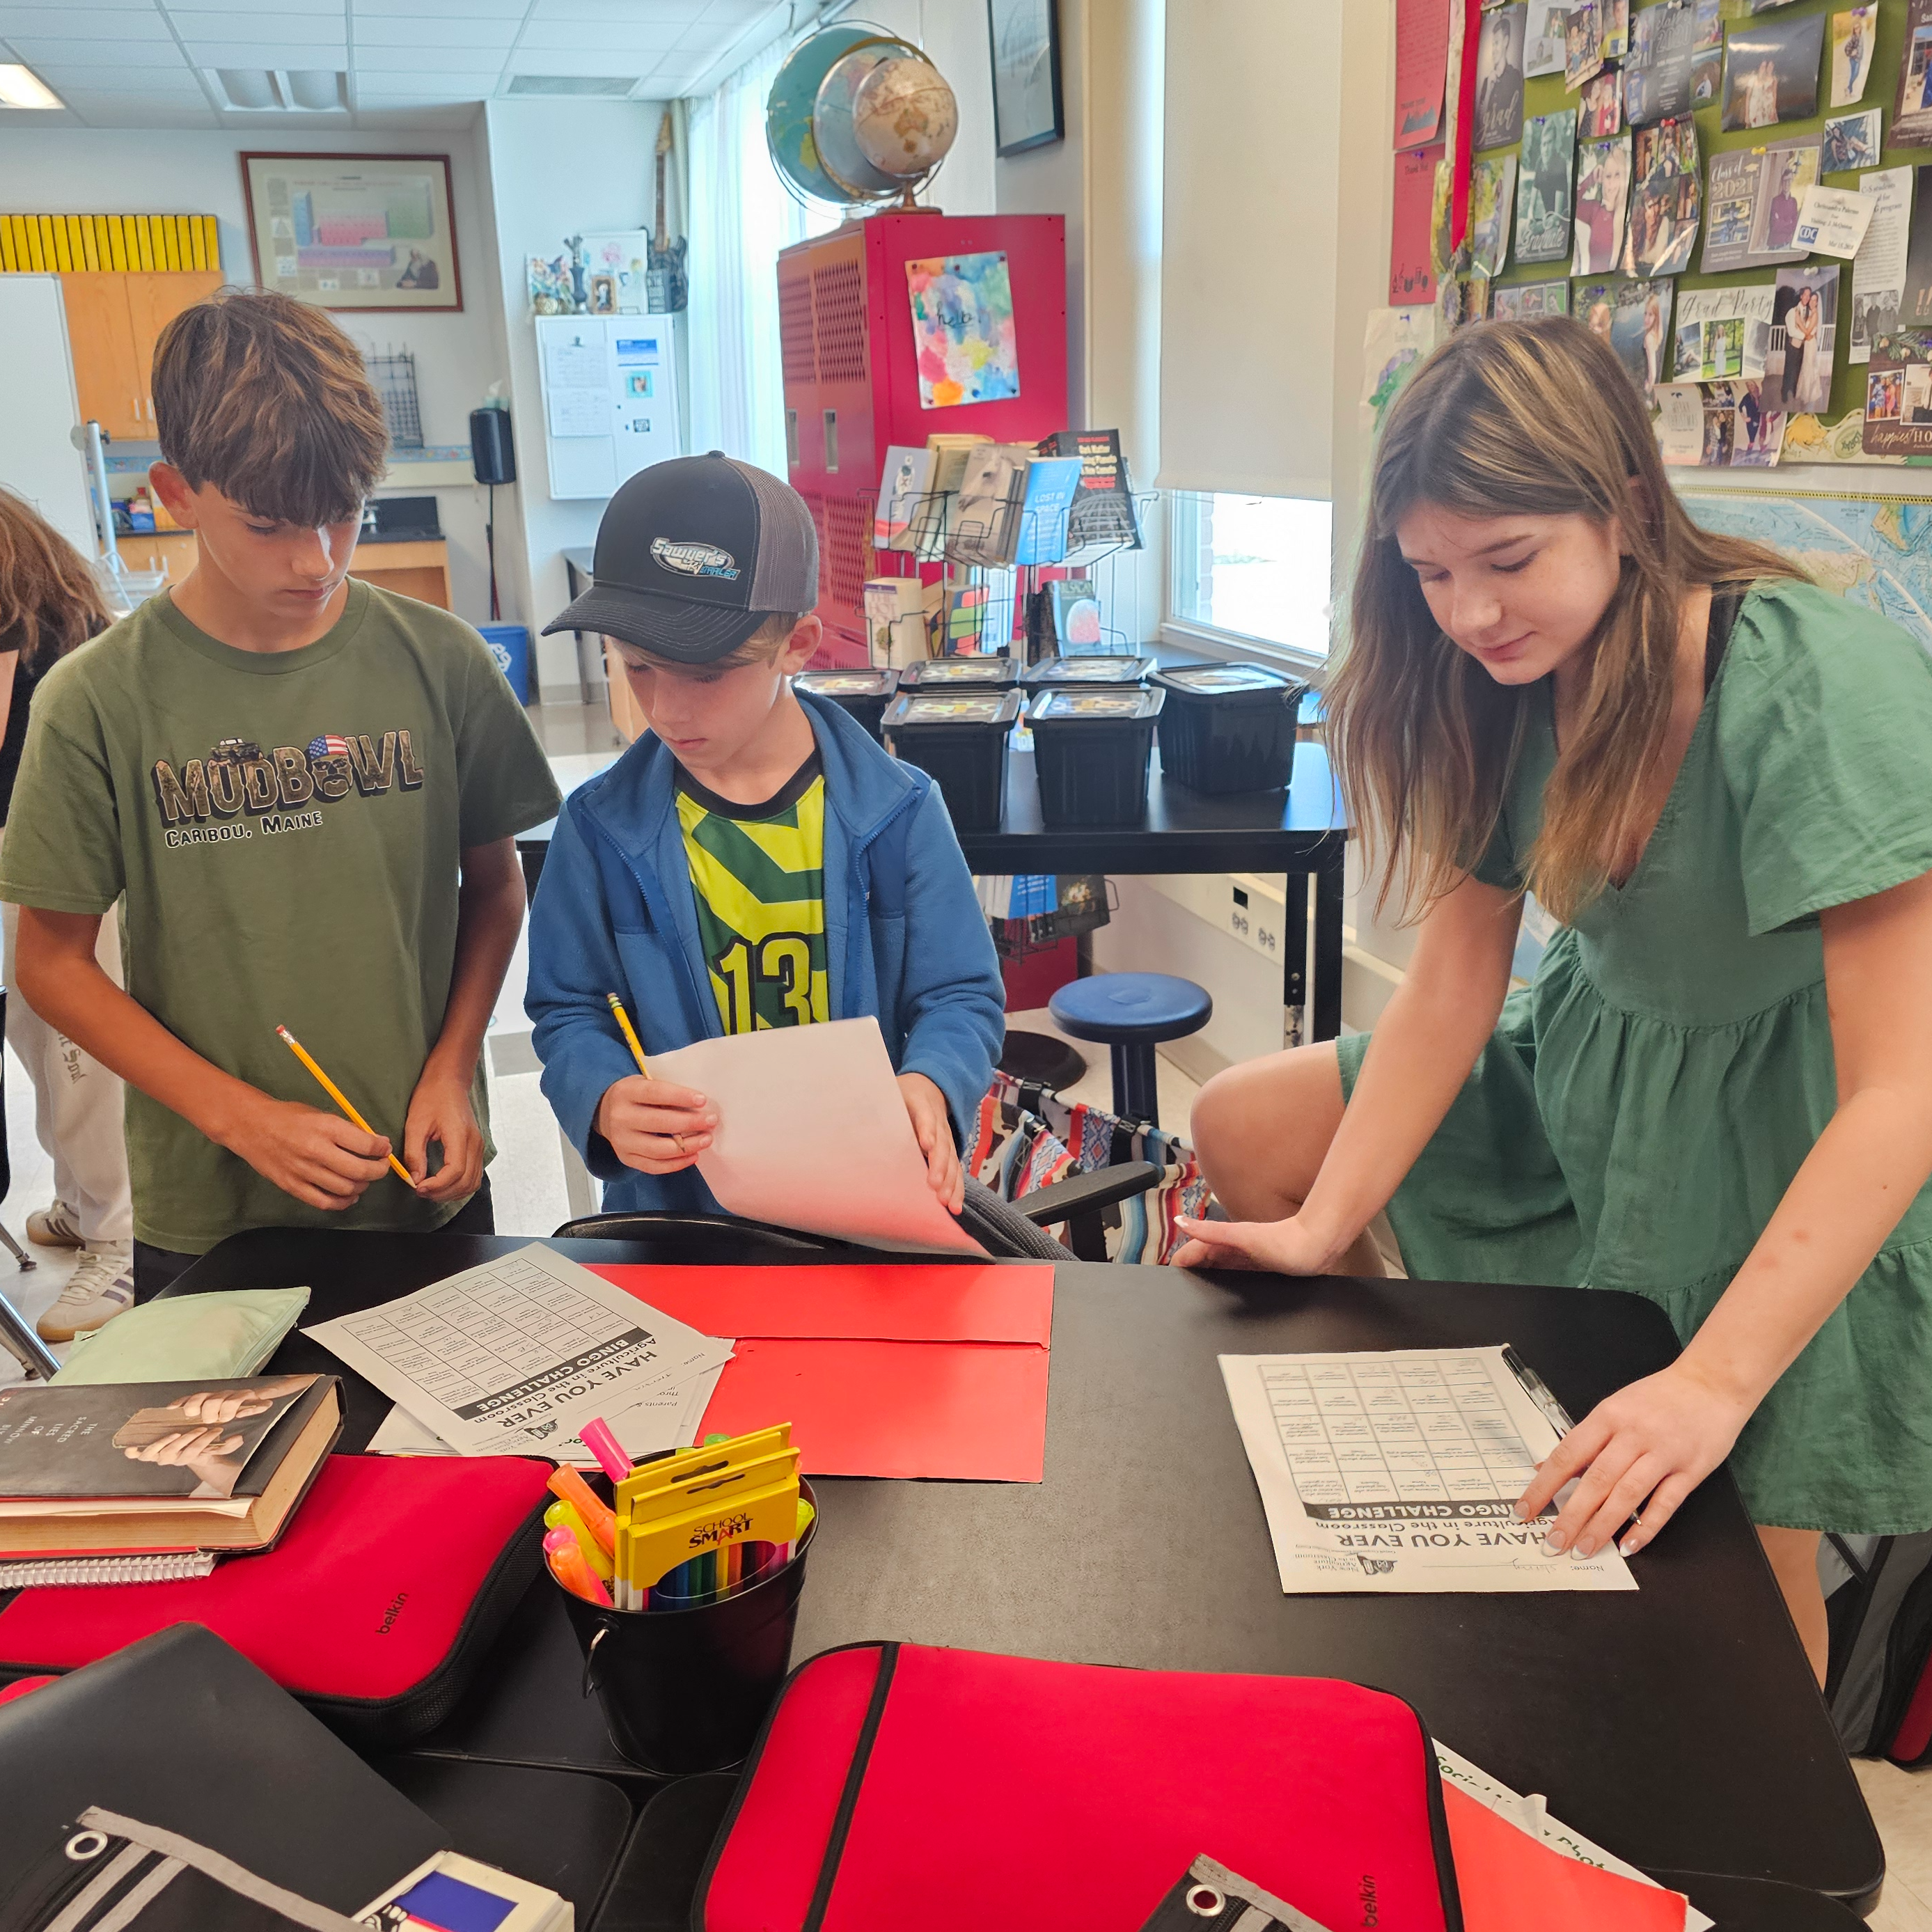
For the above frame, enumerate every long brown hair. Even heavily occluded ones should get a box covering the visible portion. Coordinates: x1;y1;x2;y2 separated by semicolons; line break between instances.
0;488;111;670
1328;318;1798;925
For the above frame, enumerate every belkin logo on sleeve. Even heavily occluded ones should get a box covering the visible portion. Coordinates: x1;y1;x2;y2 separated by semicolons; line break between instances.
651;537;740;580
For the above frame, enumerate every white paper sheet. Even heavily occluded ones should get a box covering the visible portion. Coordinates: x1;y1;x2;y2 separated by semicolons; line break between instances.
647;1017;986;1255
368;1359;728;1464
1434;1743;1713;1931
1220;1346;1638;1594
304;1243;732;1457
1794;184;1876;259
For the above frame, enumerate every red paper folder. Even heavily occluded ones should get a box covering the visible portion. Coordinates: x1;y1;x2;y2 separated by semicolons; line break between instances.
592;1264;1055;1484
1442;1785;1690;1932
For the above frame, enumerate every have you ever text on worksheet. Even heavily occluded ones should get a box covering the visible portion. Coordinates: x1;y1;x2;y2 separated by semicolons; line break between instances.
1221;1346;1637;1594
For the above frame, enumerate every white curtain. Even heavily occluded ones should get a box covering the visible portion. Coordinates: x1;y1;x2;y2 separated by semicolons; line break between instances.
687;33;838;478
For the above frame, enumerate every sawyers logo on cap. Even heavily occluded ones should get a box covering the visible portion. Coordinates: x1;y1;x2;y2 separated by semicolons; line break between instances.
651;537;741;581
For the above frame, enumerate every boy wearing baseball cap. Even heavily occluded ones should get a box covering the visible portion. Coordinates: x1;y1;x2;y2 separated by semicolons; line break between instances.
526;453;1004;1218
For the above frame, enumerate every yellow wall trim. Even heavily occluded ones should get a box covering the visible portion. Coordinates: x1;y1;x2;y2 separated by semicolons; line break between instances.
0;215;219;275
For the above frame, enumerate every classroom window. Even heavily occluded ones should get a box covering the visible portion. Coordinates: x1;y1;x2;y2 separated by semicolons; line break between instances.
1166;491;1334;663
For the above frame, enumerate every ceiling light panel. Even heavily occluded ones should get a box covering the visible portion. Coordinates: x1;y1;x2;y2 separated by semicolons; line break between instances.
0;61;62;107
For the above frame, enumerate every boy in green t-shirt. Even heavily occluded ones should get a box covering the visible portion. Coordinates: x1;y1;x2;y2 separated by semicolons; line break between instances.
0;288;561;1327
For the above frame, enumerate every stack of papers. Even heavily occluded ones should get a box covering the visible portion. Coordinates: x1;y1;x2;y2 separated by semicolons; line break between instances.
306;1245;732;1463
1221;1346;1636;1594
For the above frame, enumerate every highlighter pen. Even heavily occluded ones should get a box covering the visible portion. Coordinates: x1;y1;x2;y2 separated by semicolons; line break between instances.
544;1529;612;1607
547;1465;617;1556
544;1500;615;1582
576;1415;632;1485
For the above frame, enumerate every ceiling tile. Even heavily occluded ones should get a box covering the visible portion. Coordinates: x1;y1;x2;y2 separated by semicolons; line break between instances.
186;40;347;64
503;44;650;75
8;37;189;64
354;13;518;45
354;74;489;95
68;96;221;125
170;10;347;38
352;0;528;15
0;8;170;38
515;19;681;51
353;42;505;70
30;61;200;86
162;0;337;10
528;0;709;18
352;101;479;128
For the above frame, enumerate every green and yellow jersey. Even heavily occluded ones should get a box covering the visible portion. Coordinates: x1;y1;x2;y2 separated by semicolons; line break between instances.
675;753;830;1035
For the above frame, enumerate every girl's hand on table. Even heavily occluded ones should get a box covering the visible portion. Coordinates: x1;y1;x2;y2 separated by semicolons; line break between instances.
1515;1360;1754;1558
1171;1214;1342;1275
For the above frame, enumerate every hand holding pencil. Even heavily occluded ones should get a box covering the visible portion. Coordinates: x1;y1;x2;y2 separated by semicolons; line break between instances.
595;993;718;1178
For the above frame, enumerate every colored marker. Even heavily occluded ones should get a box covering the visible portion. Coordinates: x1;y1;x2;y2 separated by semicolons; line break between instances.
606;993;650;1076
274;1026;415;1186
576;1415;631;1485
547;1465;616;1555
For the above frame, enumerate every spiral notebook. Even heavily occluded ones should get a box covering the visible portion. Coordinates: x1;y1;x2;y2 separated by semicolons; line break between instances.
0;1550;219;1587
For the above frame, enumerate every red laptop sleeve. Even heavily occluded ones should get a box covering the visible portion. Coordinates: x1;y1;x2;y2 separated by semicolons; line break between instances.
0;1454;551;1749
697;1642;1462;1932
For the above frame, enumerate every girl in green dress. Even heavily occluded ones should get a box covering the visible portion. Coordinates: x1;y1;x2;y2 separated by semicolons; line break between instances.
1174;320;1932;1679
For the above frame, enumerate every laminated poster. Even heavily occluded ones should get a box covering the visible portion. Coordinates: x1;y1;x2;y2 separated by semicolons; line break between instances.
1899;0;1932;146
1849;166;1914;363
1571;132;1631;278
905;251;1021;409
1514;109;1578;265
1523;0;1571;79
1473;3;1526;152
1720;10;1825;132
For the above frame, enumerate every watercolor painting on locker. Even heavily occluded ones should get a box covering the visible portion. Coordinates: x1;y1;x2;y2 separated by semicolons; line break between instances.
906;250;1021;409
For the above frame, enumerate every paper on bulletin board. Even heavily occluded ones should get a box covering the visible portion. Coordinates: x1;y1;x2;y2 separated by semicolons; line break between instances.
1395;0;1451;147
1391;141;1445;304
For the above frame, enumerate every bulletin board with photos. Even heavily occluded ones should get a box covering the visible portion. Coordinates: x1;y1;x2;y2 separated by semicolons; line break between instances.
1399;0;1932;465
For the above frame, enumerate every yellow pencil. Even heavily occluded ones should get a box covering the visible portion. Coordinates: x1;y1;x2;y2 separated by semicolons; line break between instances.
275;1025;416;1186
606;992;650;1077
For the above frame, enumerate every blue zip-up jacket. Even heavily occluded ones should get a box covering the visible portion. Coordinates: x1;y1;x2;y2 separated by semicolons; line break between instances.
526;691;1005;1211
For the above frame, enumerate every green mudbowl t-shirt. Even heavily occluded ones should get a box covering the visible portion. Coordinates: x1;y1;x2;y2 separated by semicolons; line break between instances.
0;580;562;1253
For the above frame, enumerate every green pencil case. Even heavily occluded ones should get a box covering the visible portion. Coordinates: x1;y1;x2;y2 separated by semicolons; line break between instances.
52;1287;310;1384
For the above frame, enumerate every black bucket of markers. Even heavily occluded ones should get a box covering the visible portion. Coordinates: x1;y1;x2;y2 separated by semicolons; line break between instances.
556;1476;819;1775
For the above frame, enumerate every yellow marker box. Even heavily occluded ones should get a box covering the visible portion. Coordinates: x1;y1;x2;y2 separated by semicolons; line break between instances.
620;1470;803;1592
616;1424;794;1510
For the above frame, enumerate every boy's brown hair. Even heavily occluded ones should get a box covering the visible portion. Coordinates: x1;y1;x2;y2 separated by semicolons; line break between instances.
151;286;388;528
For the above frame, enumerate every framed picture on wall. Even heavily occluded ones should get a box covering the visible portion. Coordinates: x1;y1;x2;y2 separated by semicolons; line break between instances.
987;0;1064;155
239;152;462;312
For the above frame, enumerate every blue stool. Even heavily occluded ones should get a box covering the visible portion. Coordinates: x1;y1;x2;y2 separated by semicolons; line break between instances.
1048;973;1213;1128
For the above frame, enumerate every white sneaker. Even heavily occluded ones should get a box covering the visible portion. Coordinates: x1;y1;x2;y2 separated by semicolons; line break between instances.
26;1200;83;1249
36;1243;135;1342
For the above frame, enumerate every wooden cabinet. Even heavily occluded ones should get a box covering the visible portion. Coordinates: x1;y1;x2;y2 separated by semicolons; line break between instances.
60;271;221;441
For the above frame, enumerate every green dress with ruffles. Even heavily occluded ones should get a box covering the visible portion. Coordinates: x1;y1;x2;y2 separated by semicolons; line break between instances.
1336;580;1932;1533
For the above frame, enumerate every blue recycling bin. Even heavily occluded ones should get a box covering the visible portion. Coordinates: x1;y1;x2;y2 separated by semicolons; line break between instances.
478;623;531;705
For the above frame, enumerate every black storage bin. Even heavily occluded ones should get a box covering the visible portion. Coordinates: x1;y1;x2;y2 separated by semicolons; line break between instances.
881;688;1024;832
1022;652;1154;691
896;656;1019;690
1026;686;1165;827
1150;662;1305;795
795;667;899;741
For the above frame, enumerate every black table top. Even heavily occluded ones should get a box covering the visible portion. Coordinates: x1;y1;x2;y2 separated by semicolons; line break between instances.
163;1231;1881;1910
514;739;1348;875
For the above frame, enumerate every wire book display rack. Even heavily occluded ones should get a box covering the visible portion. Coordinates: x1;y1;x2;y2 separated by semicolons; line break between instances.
858;480;1160;664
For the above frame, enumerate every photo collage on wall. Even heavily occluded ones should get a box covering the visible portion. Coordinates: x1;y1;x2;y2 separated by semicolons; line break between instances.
1407;0;1929;466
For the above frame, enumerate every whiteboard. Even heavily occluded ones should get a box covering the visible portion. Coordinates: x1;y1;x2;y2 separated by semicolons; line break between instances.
0;278;95;556
535;313;682;500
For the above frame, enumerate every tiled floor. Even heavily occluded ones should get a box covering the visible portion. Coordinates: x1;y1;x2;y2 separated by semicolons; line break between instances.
1858;1761;1932;1929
